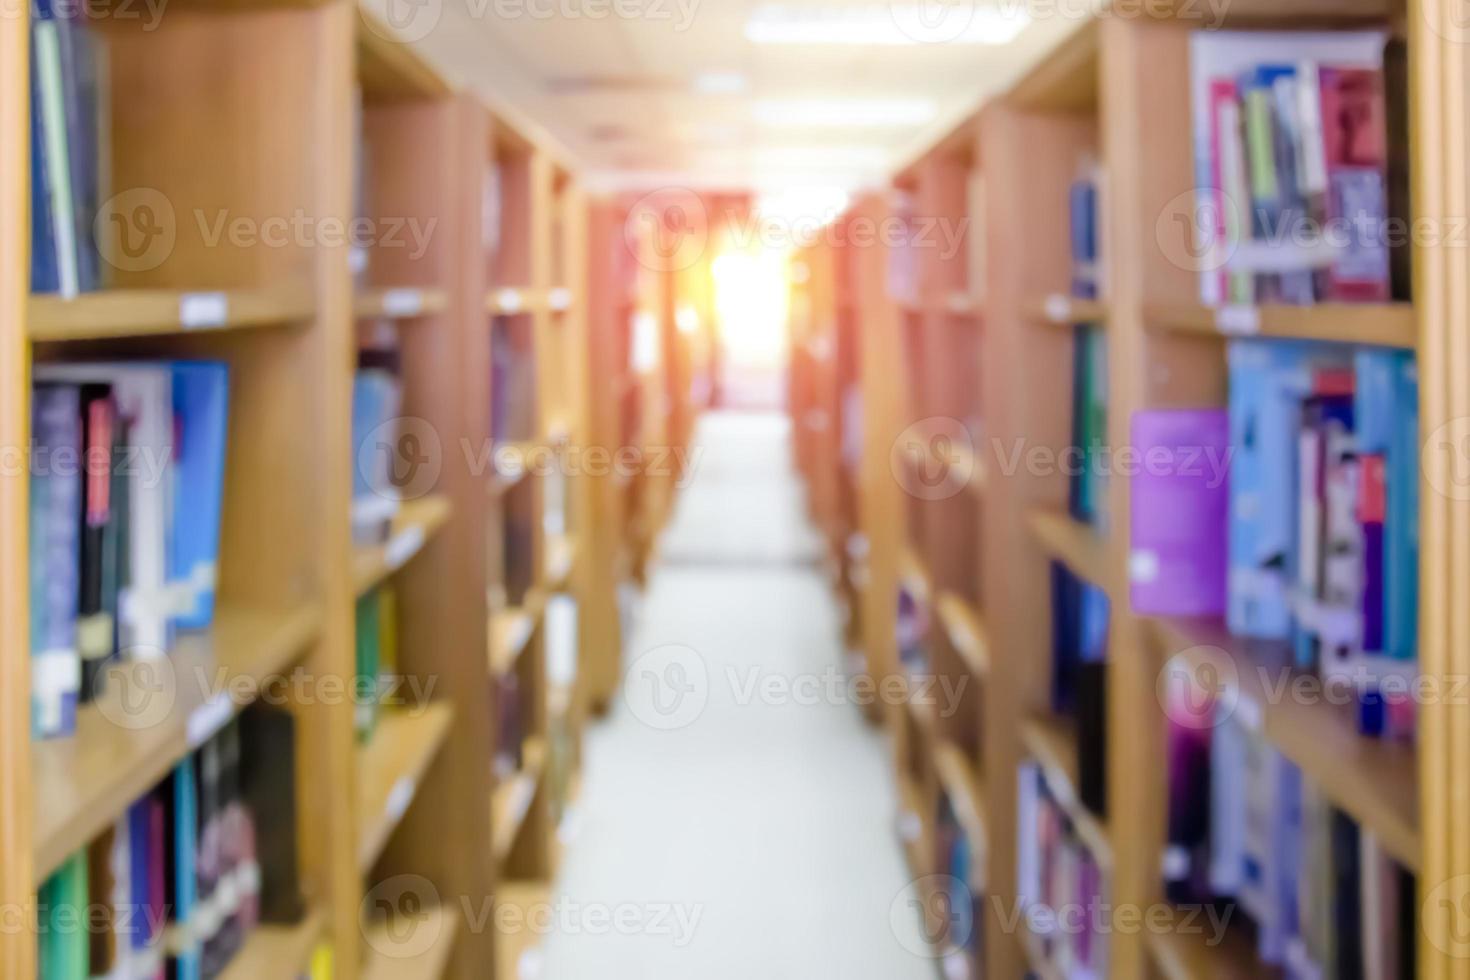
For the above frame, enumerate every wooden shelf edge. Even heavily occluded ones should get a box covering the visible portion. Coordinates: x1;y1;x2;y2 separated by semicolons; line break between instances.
33;601;323;881
934;740;987;849
1022;293;1109;327
1149;615;1420;871
1020;713;1113;869
218;907;326;980
491;736;548;865
352;494;454;597
487;287;550;316
936;592;990;676
1144;301;1415;349
1025;509;1114;598
488;605;539;677
1146;918;1275;980
356;702;456;874
361;900;460;980
28;282;316;342
352;286;450;321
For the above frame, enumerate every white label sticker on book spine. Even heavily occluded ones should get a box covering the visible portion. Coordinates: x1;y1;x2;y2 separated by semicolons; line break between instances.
549;287;572;311
1215;304;1260;336
386;777;416;823
187;691;233;748
382;288;424;317
180;292;229;330
386;525;426;571
1043;294;1071;323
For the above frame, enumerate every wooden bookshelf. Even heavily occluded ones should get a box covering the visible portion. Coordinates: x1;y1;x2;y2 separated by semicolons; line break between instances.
491;736;548;864
1145;919;1278;980
352;286;449;321
1150;615;1420;869
361;901;461;980
28;282;317;341
1144;301;1415;348
356;703;455;874
1020;713;1113;868
936;592;990;676
788;5;1461;977
33;602;322;880
351;495;455;596
218;907;327;980
1026;508;1114;598
489;605;539;677
494;881;551;980
3;5;596;975
934;740;988;853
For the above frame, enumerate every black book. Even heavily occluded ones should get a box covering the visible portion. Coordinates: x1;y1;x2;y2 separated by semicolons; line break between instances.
239;705;305;924
77;383;113;703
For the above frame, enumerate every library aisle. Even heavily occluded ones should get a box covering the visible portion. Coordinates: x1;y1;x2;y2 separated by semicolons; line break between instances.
539;412;933;980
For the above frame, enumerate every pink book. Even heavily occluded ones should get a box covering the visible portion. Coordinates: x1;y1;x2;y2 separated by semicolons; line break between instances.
1129;410;1230;616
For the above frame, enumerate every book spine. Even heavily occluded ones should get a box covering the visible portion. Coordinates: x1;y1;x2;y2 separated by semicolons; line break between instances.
34;385;81;738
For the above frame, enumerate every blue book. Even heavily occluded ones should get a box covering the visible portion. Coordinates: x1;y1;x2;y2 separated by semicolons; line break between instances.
169;363;230;630
169;759;201;980
1355;349;1419;660
27;36;58;293
32;385;81;738
30;10;79;296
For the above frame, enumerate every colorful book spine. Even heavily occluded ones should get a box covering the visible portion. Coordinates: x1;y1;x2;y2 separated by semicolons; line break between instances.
1129;409;1229;616
32;385;81;738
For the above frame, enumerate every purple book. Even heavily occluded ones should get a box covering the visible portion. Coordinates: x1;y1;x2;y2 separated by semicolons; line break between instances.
1129;409;1230;616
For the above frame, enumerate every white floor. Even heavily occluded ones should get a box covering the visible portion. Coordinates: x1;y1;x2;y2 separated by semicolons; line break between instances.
537;412;937;980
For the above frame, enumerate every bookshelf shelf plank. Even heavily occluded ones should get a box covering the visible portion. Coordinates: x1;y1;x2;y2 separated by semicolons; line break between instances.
488;598;543;677
936;592;990;676
1023;294;1109;328
361;901;460;980
356;12;453;103
934;740;987;851
352;287;449;321
1019;713;1112;868
545;533;575;591
1146;917;1277;980
27;283;315;342
899;545;934;603
1026;509;1113;598
487;287;550;316
1144;302;1415;349
495;881;551;980
356;703;456;874
491;736;547;865
352;495;454;597
217;907;326;980
1151;616;1420;870
32;602;322;881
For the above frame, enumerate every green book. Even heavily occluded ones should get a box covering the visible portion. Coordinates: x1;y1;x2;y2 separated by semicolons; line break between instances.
354;592;381;742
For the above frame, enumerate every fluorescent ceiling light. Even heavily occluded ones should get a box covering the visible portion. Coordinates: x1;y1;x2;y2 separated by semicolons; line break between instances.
745;3;1029;45
753;146;890;169
693;71;750;94
753;99;936;128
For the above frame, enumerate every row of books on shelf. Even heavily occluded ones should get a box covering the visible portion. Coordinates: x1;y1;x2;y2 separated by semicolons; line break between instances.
1190;31;1409;306
38;707;310;980
29;363;229;739
1165;694;1415;975
493;668;527;781
1016;762;1108;979
1130;343;1418;737
1050;566;1109;819
935;791;982;976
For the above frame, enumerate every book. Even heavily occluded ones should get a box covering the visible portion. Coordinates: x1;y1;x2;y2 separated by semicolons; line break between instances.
354;591;383;742
169;363;230;631
1128;409;1229;616
32;384;82;738
77;384;116;704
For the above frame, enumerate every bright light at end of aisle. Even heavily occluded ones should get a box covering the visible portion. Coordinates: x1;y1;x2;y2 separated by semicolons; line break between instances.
713;250;790;367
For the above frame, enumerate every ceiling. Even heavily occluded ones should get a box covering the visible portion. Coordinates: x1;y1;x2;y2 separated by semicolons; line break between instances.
359;0;1082;196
